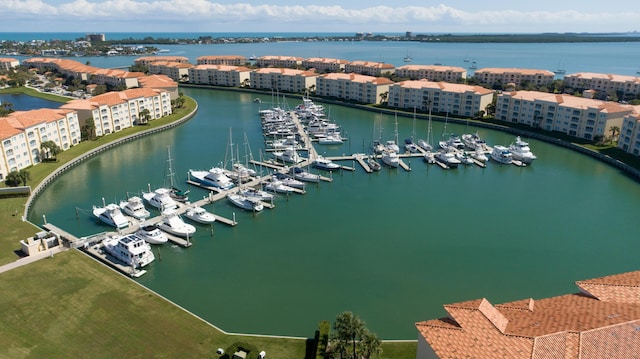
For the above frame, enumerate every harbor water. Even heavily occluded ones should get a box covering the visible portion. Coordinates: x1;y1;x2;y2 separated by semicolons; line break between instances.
27;86;640;339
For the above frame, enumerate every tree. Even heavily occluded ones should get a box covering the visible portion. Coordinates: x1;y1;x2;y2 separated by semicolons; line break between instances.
378;91;388;105
40;140;61;161
18;169;31;186
0;101;14;116
609;125;620;144
331;311;365;359
5;171;22;187
138;108;151;125
358;329;382;359
82;118;96;141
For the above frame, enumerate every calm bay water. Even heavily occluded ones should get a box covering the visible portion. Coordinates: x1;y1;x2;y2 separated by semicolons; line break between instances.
0;94;61;111
27;86;640;339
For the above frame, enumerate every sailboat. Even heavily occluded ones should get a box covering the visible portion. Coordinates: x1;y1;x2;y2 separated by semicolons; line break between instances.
553;61;566;75
418;106;434;152
403;49;413;62
165;146;190;203
385;112;400;153
404;107;419;153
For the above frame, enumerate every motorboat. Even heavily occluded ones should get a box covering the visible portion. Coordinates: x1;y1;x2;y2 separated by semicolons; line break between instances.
509;136;537;164
288;166;321;182
491;145;514;165
367;156;381;171
238;186;275;202
317;134;343;145
183;206;216;224
188;167;235;190
404;138;419;153
381;149;400;168
119;196;150;220
135;225;168;245
312;156;341;171
93;203;130;229
267;135;299;149
142;187;179;211
264;179;296;193
461;133;487;150
455;151;474;165
372;140;386;154
156;209;196;238
385;140;400;153
471;148;489;162
227;193;264;212
232;163;257;177
417;139;433;152
102;233;155;268
272;147;304;164
273;173;305;189
423;151;436;164
435;150;461;168
439;134;465;151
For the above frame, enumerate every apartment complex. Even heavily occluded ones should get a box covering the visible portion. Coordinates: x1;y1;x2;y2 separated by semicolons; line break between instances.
189;64;252;87
0;108;80;180
395;65;467;82
495;90;632;140
196;55;246;66
474;68;555;88
134;56;190;67
416;270;640;359
344;60;395;76
0;57;20;70
564;72;640;97
315;73;393;104
617;110;640;155
256;56;303;68
301;57;348;73
147;61;193;82
250;68;317;94
23;58;144;89
388;80;493;116
61;88;172;136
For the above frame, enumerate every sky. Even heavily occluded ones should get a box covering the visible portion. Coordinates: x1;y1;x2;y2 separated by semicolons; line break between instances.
1;0;638;34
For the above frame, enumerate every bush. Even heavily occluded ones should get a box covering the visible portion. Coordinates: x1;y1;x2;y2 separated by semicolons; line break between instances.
220;342;259;359
317;320;330;359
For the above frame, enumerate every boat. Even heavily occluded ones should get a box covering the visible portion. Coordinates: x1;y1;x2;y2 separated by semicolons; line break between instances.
156;209;196;238
471;148;489;162
164;147;190;203
367;156;381;171
423;151;436;164
491;145;513;164
381;149;399;168
102;233;155;268
135;225;168;245
404;138;419;153
509;136;537;164
312;156;341;171
119;196;150;220
461;133;487;150
288;166;321;182
455;151;474;165
272;173;305;189
272;147;304;164
253;98;262;103
317;134;343;145
93;202;130;229
264;178;296;193
142;187;179;210
439;134;465;151
418;106;434;152
238;186;275;202
188;167;235;190
435;150;461;168
227;193;264;212
403;51;413;63
183;206;216;224
385;113;400;153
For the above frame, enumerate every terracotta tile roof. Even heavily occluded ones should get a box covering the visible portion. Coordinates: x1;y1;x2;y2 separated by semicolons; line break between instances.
503;90;632;114
566;72;640;83
396;79;493;95
0;118;22;140
321;72;393;85
137;74;177;89
396;64;466;72
417;270;640;359
135;56;190;63
475;67;555;76
347;60;395;69
197;55;245;61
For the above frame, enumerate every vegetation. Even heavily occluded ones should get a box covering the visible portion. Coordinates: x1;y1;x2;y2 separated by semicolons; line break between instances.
327;311;383;359
40;140;62;161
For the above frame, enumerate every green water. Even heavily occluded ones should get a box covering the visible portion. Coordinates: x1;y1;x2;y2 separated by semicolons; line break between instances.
28;88;640;339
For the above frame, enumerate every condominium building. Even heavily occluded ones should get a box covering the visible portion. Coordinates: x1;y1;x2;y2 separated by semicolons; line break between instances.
344;60;395;76
196;55;246;66
301;58;348;73
134;56;191;67
137;74;179;100
147;61;193;82
250;68;318;94
0;57;20;70
496;91;632;140
256;56;303;68
0;108;80;180
416;270;640;359
388;80;494;117
564;72;640;97
23;58;143;89
188;64;252;87
474;68;555;88
395;65;467;82
315;73;393;104
61;88;172;136
617;109;640;155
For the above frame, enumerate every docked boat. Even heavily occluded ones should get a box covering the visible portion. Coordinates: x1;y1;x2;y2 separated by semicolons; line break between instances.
156;209;196;238
491;145;514;165
119;196;150;220
102;233;155;268
183;206;216;224
385;140;400;153
439;134;465;151
142;187;179;211
423;151;436;164
417;139;433;152
312;156;341;171
381;149;400;168
93;203;130;229
272;147;304;164
164;147;190;203
135;225;168;245
435;150;461;168
367;156;382;171
461;133;487;150
288;166;321;182
455;151;475;165
188;167;235;190
509;136;537;164
404;138;419;153
273;173;305;189
227;193;264;212
238;186;275;202
471;148;489;162
264;178;297;193
317;134;343;145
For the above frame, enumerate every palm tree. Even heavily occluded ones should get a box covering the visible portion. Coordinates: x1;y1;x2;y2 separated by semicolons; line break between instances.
332;311;365;359
609;125;620;144
138;108;151;125
378;91;388;105
18;169;31;186
358;329;382;359
40;140;61;161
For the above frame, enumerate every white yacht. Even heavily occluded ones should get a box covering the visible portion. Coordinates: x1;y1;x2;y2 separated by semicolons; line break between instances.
455;151;474;165
188;167;235;190
417;139;433;152
183;206;216;224
272;147;304;164
93;203;129;229
423;151;436;164
439;134;465;151
317;134;343;145
385;140;400;153
461;133;487;150
272;173;305;189
381;149;400;168
435;150;461;168
404;138;419;153
288;166;321;182
367;156;382;171
491;145;514;164
227;193;264;212
156;209;196;238
119;196;150;220
238;186;275;202
142;187;179;211
135;225;168;245
509;136;537;164
264;179;297;193
471;148;489;162
102;233;155;268
312;156;341;171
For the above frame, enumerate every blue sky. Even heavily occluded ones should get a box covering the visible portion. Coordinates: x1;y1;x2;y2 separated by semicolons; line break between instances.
1;0;638;33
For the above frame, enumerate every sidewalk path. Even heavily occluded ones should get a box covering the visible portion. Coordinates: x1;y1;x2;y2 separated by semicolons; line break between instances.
0;246;64;274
